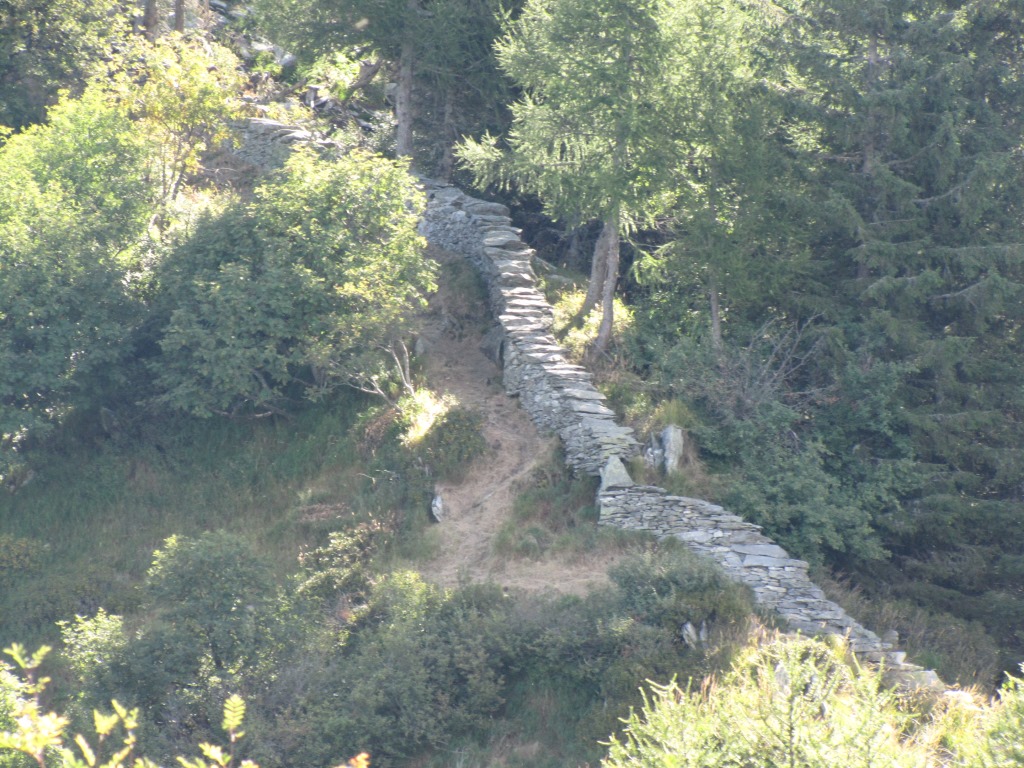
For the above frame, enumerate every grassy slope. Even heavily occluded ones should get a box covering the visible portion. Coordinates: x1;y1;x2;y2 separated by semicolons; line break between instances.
0;393;385;646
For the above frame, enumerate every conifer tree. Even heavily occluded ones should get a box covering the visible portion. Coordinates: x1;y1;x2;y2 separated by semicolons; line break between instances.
460;0;685;355
776;0;1024;653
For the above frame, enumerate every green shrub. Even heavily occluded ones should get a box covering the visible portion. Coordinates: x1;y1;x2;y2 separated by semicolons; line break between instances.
296;522;390;604
604;634;949;768
414;406;486;483
610;547;753;635
153;149;435;417
143;532;277;674
0;536;45;588
972;670;1024;767
817;570;1003;690
275;575;519;767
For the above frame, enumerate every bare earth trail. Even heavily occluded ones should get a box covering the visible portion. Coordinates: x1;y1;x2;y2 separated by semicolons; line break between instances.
416;248;616;595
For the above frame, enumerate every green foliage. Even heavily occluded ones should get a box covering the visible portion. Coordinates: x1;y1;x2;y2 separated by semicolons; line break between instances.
0;646;289;768
58;610;127;694
460;0;680;228
296;523;390;603
603;635;944;768
154;149;435;416
268;576;517;767
103;34;244;216
252;0;511;169
48;534;286;764
0;0;130;129
609;548;751;637
551;290;635;362
0;85;156;474
0;660;28;768
143;532;276;675
0;34;244;480
413;406;485;482
300;52;362;102
975;670;1024;767
0;536;45;589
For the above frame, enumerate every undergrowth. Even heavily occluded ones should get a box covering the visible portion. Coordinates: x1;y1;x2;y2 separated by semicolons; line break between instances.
0;385;466;647
815;569;1003;691
494;446;643;561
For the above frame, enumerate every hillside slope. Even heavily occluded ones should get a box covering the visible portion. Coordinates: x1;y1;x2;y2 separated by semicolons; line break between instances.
416;246;623;594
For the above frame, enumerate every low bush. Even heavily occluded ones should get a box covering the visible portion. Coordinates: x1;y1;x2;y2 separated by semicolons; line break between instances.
603;634;962;768
0;536;45;589
414;406;486;483
610;546;753;642
817;570;1003;690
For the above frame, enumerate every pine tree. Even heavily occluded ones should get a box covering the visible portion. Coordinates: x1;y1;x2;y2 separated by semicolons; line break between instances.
782;0;1024;657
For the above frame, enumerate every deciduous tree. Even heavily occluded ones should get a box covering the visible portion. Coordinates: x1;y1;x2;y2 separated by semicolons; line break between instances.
0;87;155;474
0;0;129;129
153;149;435;417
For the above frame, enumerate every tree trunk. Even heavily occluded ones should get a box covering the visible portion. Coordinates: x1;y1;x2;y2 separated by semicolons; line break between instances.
856;31;880;281
705;166;724;355
394;1;417;158
174;0;185;32
566;225;582;269
143;0;159;41
708;270;723;353
438;88;456;181
591;215;621;357
347;58;383;101
567;220;612;332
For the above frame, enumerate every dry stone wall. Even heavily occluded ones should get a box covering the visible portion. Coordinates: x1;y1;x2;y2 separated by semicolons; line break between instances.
231;121;940;689
419;182;640;476
420;180;943;690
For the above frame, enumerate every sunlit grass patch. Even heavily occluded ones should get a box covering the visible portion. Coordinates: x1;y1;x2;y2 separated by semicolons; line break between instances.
551;289;634;362
397;389;457;447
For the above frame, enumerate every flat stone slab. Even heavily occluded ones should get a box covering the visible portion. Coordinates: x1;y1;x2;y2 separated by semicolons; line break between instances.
733;543;791;559
559;388;606;400
600;457;635;489
569;400;617;417
465;201;510;216
743;555;809;569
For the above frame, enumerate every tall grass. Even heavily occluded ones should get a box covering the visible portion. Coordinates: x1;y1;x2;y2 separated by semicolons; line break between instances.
493;446;646;561
0;390;417;645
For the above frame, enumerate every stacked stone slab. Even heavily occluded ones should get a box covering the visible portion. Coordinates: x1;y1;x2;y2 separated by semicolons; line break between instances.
419;179;944;691
419;181;640;476
598;474;883;651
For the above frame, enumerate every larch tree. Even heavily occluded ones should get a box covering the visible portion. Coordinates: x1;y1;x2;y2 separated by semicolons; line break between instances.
459;0;684;356
650;0;786;353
